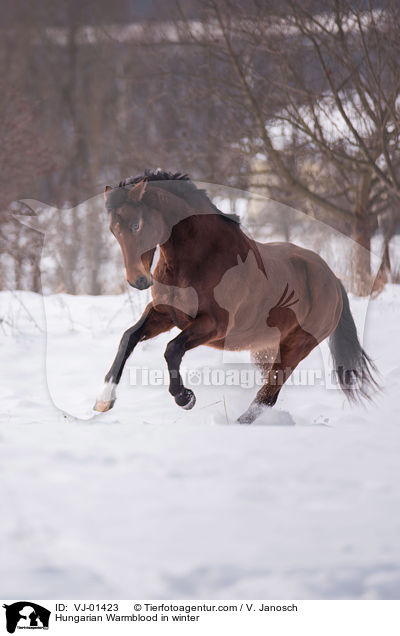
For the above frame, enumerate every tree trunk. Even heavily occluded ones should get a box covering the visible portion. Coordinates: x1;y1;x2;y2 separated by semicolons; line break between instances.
31;259;41;294
372;210;398;295
352;171;374;296
353;211;372;296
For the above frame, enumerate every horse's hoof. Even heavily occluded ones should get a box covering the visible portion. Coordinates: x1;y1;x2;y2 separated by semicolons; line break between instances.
236;404;263;424
237;403;263;424
175;388;196;410
237;414;253;425
94;381;117;413
93;399;115;413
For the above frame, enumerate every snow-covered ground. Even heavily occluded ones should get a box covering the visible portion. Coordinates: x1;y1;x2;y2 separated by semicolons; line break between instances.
0;285;399;599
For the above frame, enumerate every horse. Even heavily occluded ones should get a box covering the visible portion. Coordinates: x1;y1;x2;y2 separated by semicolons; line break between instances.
94;170;377;423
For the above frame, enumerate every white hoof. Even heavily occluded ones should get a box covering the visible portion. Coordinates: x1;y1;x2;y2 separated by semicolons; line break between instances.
94;381;117;413
93;399;115;413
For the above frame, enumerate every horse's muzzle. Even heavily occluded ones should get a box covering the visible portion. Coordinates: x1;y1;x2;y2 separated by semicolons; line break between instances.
128;275;153;290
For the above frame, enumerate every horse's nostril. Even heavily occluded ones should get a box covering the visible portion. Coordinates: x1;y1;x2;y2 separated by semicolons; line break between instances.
128;276;149;290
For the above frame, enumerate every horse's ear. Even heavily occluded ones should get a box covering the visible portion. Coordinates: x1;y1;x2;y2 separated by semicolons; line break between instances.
128;179;147;203
104;185;112;201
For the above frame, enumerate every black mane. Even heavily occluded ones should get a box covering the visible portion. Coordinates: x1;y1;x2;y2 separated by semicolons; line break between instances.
108;169;240;224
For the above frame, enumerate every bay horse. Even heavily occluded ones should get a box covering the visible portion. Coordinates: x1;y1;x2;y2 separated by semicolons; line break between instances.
94;170;377;423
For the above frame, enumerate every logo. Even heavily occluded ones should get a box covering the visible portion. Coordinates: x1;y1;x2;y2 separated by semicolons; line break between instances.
2;603;50;633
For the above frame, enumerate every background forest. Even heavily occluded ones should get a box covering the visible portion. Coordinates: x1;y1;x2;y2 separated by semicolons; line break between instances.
1;0;400;296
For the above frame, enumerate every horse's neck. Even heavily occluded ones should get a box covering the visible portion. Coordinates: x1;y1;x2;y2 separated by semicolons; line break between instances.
159;213;248;275
159;214;199;268
148;184;252;275
150;187;212;263
147;184;194;228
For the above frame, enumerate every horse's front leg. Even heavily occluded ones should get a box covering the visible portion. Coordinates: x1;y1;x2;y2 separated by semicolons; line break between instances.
164;315;218;410
94;304;173;412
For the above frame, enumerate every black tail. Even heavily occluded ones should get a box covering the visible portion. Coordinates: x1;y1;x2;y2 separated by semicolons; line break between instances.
329;280;379;401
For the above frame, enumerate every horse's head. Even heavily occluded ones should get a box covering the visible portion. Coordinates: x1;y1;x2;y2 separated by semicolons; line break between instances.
104;179;167;290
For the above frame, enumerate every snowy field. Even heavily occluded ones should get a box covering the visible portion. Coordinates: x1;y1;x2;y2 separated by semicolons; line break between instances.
0;285;399;599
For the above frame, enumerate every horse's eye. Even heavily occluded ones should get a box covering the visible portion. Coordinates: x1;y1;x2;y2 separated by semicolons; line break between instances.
130;222;140;233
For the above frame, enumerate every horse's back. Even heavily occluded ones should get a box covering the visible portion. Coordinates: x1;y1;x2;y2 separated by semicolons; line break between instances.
258;241;335;271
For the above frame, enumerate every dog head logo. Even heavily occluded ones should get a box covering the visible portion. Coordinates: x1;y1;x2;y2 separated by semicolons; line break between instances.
2;602;50;633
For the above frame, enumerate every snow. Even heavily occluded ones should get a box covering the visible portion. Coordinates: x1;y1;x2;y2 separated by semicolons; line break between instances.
1;285;399;599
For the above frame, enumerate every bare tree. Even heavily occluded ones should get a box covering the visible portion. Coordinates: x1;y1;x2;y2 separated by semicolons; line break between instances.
2;0;400;296
0;85;54;291
177;0;400;294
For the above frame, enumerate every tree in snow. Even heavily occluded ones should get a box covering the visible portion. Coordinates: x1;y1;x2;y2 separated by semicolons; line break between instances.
177;0;400;295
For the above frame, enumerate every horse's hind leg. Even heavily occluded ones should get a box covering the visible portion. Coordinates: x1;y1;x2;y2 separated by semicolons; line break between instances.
238;332;318;424
251;349;275;380
94;305;173;412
